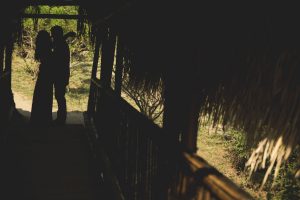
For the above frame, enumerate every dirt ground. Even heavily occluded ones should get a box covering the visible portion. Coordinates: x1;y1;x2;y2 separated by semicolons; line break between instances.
13;92;84;124
197;128;267;199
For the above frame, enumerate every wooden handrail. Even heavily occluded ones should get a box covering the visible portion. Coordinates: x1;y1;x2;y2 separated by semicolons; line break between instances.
183;153;254;200
89;77;254;200
91;78;162;131
91;78;168;152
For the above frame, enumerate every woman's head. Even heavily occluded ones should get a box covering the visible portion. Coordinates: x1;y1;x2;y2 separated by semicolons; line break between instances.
35;30;52;61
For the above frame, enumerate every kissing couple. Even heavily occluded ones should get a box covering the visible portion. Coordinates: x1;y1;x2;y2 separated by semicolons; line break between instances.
30;26;74;127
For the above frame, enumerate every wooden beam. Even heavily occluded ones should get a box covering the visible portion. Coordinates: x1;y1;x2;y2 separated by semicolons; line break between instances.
21;13;86;20
27;0;79;6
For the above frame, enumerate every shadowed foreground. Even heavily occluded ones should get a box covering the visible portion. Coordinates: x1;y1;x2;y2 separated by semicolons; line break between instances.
0;115;102;200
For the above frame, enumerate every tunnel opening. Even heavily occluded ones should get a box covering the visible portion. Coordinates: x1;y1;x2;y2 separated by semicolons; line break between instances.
11;5;93;124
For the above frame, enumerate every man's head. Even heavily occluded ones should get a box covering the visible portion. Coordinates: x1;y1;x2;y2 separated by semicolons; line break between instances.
50;25;63;41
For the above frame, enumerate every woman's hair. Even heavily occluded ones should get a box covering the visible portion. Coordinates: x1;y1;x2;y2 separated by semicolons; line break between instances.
34;30;52;62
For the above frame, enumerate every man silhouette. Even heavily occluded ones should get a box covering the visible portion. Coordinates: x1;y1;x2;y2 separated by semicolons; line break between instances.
51;26;70;125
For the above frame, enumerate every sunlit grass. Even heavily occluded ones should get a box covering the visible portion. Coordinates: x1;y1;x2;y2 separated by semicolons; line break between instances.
12;54;92;111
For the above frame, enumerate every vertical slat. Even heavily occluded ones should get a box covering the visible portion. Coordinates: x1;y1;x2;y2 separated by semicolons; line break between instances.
134;129;139;200
203;188;212;200
197;186;205;200
140;130;147;199
153;141;160;199
95;86;102;131
144;139;150;199
116;111;125;188
177;171;184;195
124;117;130;198
197;186;212;200
115;36;124;96
129;121;135;200
148;139;153;200
0;46;4;75
87;35;101;114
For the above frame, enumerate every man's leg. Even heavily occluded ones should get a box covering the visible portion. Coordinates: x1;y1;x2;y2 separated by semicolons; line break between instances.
54;82;67;124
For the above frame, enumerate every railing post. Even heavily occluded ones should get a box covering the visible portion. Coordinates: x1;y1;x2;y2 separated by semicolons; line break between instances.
91;35;102;80
87;33;101;115
163;78;181;143
182;94;201;153
161;77;186;199
100;28;116;88
98;27;117;154
114;36;124;97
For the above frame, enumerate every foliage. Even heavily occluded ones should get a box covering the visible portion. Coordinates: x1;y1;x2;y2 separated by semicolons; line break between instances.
206;122;300;200
268;149;300;200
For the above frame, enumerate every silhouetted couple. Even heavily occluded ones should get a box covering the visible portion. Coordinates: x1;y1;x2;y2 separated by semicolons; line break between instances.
30;26;70;127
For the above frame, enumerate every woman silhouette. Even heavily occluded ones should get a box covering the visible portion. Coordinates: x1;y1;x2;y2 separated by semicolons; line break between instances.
30;30;53;126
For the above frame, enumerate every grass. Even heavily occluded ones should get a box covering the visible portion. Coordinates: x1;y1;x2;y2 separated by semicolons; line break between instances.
197;123;267;199
11;53;155;116
12;54;93;111
197;121;300;200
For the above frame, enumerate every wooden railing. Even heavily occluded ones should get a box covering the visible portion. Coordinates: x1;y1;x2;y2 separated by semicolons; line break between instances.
85;78;253;200
170;153;254;200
